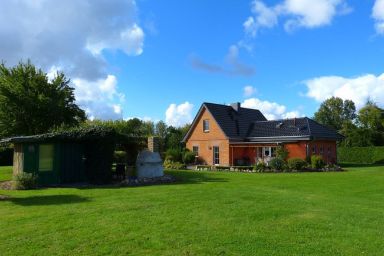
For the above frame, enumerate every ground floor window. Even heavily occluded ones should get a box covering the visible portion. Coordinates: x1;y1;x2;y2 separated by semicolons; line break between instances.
39;144;54;171
213;146;220;165
263;147;277;157
193;146;199;156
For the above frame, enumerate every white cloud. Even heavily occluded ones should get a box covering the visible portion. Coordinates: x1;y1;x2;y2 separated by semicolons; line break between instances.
242;98;302;120
244;0;350;35
305;73;384;109
72;75;124;120
243;85;257;97
165;102;194;127
0;0;144;119
373;0;384;34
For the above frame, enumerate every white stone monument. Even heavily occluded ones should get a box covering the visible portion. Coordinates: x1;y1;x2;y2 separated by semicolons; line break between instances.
136;137;164;178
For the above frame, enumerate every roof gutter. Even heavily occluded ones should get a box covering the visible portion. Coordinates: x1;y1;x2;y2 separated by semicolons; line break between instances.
246;135;312;142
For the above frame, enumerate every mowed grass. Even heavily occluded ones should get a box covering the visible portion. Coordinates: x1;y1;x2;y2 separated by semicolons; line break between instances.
1;166;384;255
0;166;12;181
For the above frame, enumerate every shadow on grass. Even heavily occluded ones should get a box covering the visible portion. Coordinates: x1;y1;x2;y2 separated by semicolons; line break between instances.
77;170;228;190
7;195;90;206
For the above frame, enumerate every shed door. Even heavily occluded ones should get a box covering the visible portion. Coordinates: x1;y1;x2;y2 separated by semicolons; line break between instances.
23;144;39;174
60;143;86;184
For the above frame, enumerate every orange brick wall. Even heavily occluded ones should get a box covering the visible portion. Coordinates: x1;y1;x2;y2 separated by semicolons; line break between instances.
285;141;307;159
285;140;337;163
186;108;230;165
308;140;337;164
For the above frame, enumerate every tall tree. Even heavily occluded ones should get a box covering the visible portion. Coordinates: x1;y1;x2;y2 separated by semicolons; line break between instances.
0;61;85;137
357;101;384;145
313;97;356;130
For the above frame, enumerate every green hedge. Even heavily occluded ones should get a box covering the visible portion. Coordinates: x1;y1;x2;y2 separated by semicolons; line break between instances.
337;146;384;164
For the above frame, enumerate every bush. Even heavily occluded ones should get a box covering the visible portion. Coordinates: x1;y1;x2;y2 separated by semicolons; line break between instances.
338;146;384;164
254;161;267;172
231;166;254;172
113;151;127;164
183;151;196;164
269;158;286;171
165;148;182;162
311;155;325;169
276;146;289;160
13;172;38;190
163;159;186;170
287;158;307;171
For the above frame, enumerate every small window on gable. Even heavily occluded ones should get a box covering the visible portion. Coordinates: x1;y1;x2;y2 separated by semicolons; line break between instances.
203;120;210;132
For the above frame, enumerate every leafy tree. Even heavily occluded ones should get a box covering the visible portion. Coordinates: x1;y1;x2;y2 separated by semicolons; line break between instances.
313;97;356;131
340;121;374;147
0;61;85;137
357;101;384;145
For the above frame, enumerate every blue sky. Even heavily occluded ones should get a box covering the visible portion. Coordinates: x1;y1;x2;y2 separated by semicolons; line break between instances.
1;0;384;126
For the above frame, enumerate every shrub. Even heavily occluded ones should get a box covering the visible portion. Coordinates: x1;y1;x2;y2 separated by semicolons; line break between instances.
163;159;186;170
254;161;267;172
114;151;127;164
165;148;182;162
231;166;254;172
13;172;38;190
276;146;289;160
287;158;307;171
338;146;384;164
214;166;231;171
269;158;286;171
183;151;196;164
311;155;325;170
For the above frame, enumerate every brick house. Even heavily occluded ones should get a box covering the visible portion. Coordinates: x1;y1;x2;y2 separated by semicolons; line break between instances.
182;102;343;166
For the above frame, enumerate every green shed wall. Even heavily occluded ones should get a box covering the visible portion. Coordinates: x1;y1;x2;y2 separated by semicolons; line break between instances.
19;142;85;185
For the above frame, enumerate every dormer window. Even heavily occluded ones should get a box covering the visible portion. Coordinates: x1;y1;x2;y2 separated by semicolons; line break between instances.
203;120;210;132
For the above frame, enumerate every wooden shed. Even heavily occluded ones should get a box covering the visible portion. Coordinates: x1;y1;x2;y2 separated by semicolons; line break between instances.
11;138;86;185
1;127;147;185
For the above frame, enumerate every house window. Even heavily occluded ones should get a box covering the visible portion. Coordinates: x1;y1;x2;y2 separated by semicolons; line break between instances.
320;146;323;155
203;120;210;132
312;145;316;154
263;147;277;157
213;146;219;165
39;144;54;171
271;147;277;157
193;146;199;156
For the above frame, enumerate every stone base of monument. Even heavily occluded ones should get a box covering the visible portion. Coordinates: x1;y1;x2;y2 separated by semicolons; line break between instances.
136;150;164;178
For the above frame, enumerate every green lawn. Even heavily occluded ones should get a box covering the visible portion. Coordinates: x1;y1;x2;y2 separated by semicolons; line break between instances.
1;166;384;255
0;166;12;182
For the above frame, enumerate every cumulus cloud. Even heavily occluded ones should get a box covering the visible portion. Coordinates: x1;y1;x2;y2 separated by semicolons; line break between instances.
242;98;302;120
190;45;255;77
243;85;257;97
165;102;194;127
0;0;144;119
305;73;384;109
244;0;351;36
72;75;125;120
373;0;384;34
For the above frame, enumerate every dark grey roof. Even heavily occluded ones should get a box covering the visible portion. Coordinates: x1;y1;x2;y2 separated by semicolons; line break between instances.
183;102;343;143
204;102;267;139
247;117;344;141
